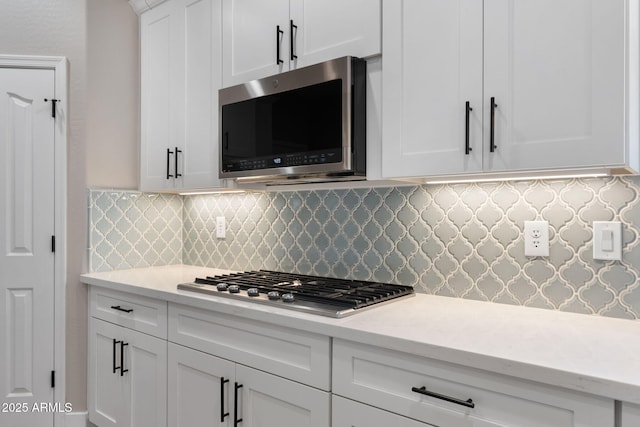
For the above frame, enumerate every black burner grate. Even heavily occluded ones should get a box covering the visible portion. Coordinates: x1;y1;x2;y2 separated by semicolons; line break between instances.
194;270;414;310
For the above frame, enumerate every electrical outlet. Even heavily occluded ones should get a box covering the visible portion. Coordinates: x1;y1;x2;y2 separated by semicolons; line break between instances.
216;216;225;239
524;220;549;257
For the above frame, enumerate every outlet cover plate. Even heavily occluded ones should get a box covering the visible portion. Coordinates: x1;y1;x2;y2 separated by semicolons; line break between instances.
524;220;549;257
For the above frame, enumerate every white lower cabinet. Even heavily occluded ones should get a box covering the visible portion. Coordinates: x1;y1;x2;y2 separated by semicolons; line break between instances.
235;364;330;427
621;402;640;426
167;302;331;426
167;343;330;427
168;342;234;426
333;395;430;427
87;286;617;427
333;339;614;427
88;318;168;427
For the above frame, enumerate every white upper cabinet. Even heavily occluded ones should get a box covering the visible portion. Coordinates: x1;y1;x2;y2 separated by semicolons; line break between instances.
382;0;484;177
289;0;381;68
483;0;625;173
222;0;290;86
140;0;222;192
222;0;381;87
140;0;183;191
383;0;634;180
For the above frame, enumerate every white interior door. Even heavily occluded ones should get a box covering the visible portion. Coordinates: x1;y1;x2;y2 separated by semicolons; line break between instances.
0;67;56;426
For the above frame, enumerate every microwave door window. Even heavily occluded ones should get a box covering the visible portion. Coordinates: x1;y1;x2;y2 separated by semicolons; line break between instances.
222;79;343;171
272;80;342;155
223;101;257;161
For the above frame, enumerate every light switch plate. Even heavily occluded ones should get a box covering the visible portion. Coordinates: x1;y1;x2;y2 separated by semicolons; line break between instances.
524;220;549;257
593;221;622;261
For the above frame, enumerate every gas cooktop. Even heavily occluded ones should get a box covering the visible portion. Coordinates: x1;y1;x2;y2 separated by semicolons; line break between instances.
177;270;415;318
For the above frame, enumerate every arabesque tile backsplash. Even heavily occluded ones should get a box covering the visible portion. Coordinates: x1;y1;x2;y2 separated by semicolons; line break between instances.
88;176;640;320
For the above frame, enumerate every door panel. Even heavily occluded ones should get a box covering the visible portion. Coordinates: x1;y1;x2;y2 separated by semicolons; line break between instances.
235;365;330;427
222;0;290;86
382;0;483;179
183;0;222;188
128;329;167;427
484;0;625;171
140;1;182;191
290;0;381;68
89;319;129;427
168;343;234;427
0;67;55;427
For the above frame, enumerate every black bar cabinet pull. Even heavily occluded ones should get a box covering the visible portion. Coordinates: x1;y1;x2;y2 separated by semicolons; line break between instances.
465;101;473;155
175;147;182;178
411;386;475;409
110;305;133;313
220;377;229;422
490;97;498;152
120;342;129;376
276;26;284;65
234;382;243;426
112;339;121;374
290;20;298;60
166;148;174;179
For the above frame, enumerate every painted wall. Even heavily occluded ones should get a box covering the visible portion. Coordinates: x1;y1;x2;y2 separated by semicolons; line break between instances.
0;0;139;412
89;176;640;320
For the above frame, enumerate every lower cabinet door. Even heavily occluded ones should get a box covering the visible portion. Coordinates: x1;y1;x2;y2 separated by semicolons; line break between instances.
621;403;640;427
88;318;167;427
234;364;330;427
168;342;235;427
332;395;431;427
89;319;129;427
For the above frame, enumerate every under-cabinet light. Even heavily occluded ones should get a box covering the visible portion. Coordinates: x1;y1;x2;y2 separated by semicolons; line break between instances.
178;190;247;196
424;173;609;185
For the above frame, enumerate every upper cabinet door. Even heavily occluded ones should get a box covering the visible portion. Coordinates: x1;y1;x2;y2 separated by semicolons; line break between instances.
222;0;290;87
140;0;222;192
181;0;222;189
484;0;626;172
289;0;381;69
382;0;483;179
140;0;184;191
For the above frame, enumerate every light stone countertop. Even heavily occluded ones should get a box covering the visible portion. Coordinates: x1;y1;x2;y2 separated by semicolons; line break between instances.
80;264;640;405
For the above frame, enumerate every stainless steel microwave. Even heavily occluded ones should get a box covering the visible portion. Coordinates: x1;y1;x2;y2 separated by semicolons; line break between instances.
218;56;366;184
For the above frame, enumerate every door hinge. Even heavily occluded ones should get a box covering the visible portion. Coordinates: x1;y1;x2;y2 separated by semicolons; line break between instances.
44;98;59;119
51;370;55;388
51;235;56;253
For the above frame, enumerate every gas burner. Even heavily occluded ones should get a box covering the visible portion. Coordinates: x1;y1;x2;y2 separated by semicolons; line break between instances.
179;270;415;318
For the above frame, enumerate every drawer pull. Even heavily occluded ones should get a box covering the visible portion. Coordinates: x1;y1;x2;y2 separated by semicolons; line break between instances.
110;305;133;313
411;386;475;409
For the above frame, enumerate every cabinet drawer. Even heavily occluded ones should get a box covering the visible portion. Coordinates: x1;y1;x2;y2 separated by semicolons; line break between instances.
333;339;614;427
333;395;430;427
90;287;168;339
168;303;330;390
